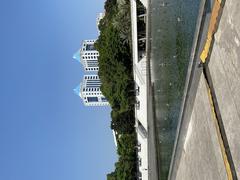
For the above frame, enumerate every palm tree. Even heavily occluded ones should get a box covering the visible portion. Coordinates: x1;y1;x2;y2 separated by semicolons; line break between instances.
112;0;132;45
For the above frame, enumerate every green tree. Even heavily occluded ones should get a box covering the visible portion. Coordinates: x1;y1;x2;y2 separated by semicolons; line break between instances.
107;172;117;180
111;111;135;134
95;0;138;179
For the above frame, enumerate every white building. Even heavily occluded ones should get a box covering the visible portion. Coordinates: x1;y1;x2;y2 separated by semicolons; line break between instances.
73;39;99;72
74;75;109;106
130;0;149;179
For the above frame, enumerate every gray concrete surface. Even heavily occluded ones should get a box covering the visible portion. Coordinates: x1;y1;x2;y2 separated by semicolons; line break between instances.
147;0;240;179
175;74;228;180
168;0;240;179
208;0;240;178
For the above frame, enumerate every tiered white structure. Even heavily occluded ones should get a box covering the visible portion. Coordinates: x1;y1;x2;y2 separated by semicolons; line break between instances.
73;30;109;106
130;0;149;179
73;39;99;72
74;75;109;106
73;38;109;106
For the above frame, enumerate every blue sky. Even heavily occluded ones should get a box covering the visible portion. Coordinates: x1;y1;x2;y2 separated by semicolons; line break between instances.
0;0;117;180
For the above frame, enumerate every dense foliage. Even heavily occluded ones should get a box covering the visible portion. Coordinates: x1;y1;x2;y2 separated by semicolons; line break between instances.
95;0;138;179
95;0;133;113
107;133;137;180
111;111;135;134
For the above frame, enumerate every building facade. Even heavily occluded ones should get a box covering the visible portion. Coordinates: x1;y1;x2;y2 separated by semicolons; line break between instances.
73;39;99;72
74;75;109;106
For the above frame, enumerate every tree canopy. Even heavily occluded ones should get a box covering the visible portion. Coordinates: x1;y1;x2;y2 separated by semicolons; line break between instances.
95;0;138;179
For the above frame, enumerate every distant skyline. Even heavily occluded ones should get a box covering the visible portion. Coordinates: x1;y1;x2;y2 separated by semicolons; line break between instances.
0;0;117;180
